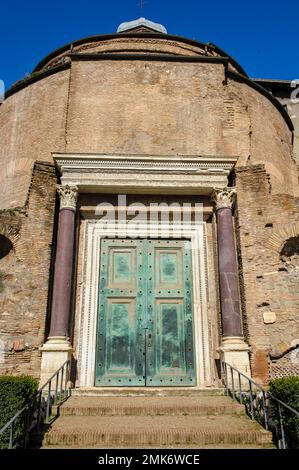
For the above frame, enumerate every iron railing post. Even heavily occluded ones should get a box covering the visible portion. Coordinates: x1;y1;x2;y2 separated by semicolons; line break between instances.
238;371;243;404
8;423;13;449
249;379;254;419
46;380;51;423
223;362;228;395
262;390;269;430
278;402;286;449
67;361;71;397
64;362;68;395
36;391;42;432
55;372;59;404
24;407;30;449
230;366;235;399
60;366;64;399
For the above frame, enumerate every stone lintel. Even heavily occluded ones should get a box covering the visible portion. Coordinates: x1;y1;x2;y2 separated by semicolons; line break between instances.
53;153;238;195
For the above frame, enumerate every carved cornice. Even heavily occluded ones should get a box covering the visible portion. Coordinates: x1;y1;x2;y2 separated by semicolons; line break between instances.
212;187;236;210
57;184;79;211
54;153;237;173
53;153;238;195
41;38;214;71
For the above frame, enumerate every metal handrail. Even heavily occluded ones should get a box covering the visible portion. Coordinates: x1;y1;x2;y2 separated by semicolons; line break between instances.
0;359;71;449
221;361;299;449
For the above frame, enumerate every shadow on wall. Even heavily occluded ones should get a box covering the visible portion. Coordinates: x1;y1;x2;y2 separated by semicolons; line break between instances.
0;235;13;260
279;236;299;273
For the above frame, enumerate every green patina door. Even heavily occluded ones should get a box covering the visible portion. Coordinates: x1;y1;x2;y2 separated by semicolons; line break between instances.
95;239;195;386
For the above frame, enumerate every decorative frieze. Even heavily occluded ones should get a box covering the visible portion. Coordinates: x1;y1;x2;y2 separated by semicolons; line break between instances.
53;154;238;194
57;184;79;211
212;187;236;210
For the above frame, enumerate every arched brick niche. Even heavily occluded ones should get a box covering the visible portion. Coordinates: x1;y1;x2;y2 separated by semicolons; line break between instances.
279;235;299;275
262;221;299;253
0;234;13;259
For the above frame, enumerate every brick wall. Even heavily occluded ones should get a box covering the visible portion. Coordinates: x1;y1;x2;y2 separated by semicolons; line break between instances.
236;164;299;385
0;161;57;378
0;35;298;384
0;70;69;208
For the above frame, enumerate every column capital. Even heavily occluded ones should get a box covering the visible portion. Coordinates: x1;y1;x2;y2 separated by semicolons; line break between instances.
57;184;79;211
212;187;236;210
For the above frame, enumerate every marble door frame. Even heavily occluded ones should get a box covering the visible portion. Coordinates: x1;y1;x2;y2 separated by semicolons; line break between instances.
76;221;211;388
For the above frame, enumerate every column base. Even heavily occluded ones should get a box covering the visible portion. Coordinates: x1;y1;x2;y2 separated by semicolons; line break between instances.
39;337;73;386
218;337;251;387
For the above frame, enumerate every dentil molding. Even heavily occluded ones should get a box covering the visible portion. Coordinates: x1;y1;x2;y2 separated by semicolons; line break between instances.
53;153;238;195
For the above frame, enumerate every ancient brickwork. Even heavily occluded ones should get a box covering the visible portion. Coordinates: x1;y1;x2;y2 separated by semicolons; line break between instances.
228;81;297;196
66;61;226;155
235;164;299;385
0;70;69;208
0;33;298;383
0;162;57;378
1;38;297;210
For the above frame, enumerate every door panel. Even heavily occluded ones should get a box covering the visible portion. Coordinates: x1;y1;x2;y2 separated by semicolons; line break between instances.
106;299;135;371
95;239;145;386
146;240;195;386
96;238;195;386
110;249;136;287
158;300;185;369
158;252;181;286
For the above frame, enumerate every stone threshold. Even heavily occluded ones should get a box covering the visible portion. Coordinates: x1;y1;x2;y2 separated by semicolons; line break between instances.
71;387;225;396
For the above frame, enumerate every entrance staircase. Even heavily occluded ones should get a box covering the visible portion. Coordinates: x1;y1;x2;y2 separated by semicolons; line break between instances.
34;389;274;449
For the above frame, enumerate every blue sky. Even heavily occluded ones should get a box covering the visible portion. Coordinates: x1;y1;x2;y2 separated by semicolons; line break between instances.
1;0;298;90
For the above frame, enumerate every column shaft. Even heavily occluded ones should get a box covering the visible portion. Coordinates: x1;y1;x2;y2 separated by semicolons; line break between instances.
49;208;76;338
40;184;78;385
216;207;242;337
210;188;250;378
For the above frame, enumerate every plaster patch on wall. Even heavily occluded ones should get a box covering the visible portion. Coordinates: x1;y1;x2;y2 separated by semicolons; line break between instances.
263;311;276;324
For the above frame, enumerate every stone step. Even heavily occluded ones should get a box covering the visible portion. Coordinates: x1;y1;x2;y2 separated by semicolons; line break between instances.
71;388;224;397
43;415;273;448
59;396;245;417
43;443;276;449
